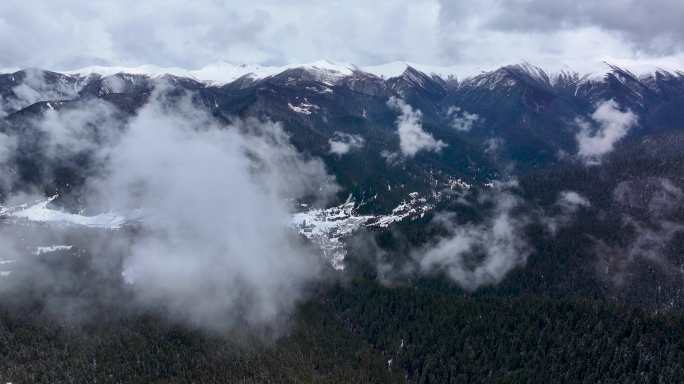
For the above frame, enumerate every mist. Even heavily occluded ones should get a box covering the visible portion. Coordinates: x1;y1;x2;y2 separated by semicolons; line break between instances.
0;81;338;332
415;182;532;291
595;177;684;287
93;87;334;329
0;68;81;117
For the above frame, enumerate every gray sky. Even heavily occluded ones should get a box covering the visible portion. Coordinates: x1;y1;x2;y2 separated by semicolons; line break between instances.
1;0;683;74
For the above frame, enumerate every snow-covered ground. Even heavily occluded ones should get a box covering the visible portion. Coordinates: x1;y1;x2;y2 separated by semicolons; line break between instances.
63;60;473;86
33;245;73;255
0;247;74;279
1;195;126;229
288;100;319;115
0;191;436;271
67;60;357;85
291;197;374;270
0;259;14;278
291;193;435;270
366;192;433;229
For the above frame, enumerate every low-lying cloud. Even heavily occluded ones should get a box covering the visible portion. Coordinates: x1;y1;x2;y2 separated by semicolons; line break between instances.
328;132;365;156
544;190;591;235
0;68;81;117
0;132;17;191
0;81;338;331
387;96;446;158
595;177;684;287
447;106;480;132
575;99;638;165
415;182;531;291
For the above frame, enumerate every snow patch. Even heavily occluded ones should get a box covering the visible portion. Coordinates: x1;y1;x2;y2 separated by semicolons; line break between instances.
367;192;433;228
329;132;365;155
2;195;126;229
447;178;472;191
291;196;374;270
68;60;355;86
33;245;73;255
361;61;460;79
288;100;319;115
291;193;434;269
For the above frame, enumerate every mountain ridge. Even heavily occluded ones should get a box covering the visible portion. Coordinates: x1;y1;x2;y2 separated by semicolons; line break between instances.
3;61;684;312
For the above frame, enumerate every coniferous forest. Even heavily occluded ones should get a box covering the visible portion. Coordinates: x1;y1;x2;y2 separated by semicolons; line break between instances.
3;277;684;383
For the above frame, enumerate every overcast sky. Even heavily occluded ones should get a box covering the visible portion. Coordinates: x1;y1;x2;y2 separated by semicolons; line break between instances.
1;0;683;75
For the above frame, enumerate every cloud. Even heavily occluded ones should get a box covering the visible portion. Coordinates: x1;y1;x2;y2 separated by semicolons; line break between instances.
328;132;365;156
0;95;124;196
380;150;401;166
0;132;17;191
614;177;684;216
387;96;446;157
484;137;504;157
37;100;123;159
0;68;81;116
543;190;591;235
437;0;684;74
447;106;480;132
476;0;684;55
101;75;127;94
94;88;337;329
415;186;590;290
559;190;591;209
416;182;531;290
0;0;442;70
0;82;338;331
2;1;683;75
575;99;637;165
595;178;684;287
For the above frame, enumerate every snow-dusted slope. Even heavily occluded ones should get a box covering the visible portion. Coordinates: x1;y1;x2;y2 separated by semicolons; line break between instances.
361;61;463;79
291;197;374;270
18;60;679;92
0;258;15;277
67;60;357;85
66;60;465;84
33;245;73;255
1;195;126;229
291;192;437;270
1;192;435;271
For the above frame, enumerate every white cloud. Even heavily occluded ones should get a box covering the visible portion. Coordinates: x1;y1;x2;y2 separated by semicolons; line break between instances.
328;132;365;155
0;83;339;331
0;132;17;191
0;68;80;116
544;190;591;235
468;0;684;54
416;182;531;290
2;1;683;76
380;150;401;166
558;191;591;209
387;96;446;157
484;137;504;156
596;178;684;287
447;106;480;131
94;89;338;329
575;99;638;165
36;100;122;159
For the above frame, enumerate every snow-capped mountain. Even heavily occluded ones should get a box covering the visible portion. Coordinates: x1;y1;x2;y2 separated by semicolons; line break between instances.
3;61;684;310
